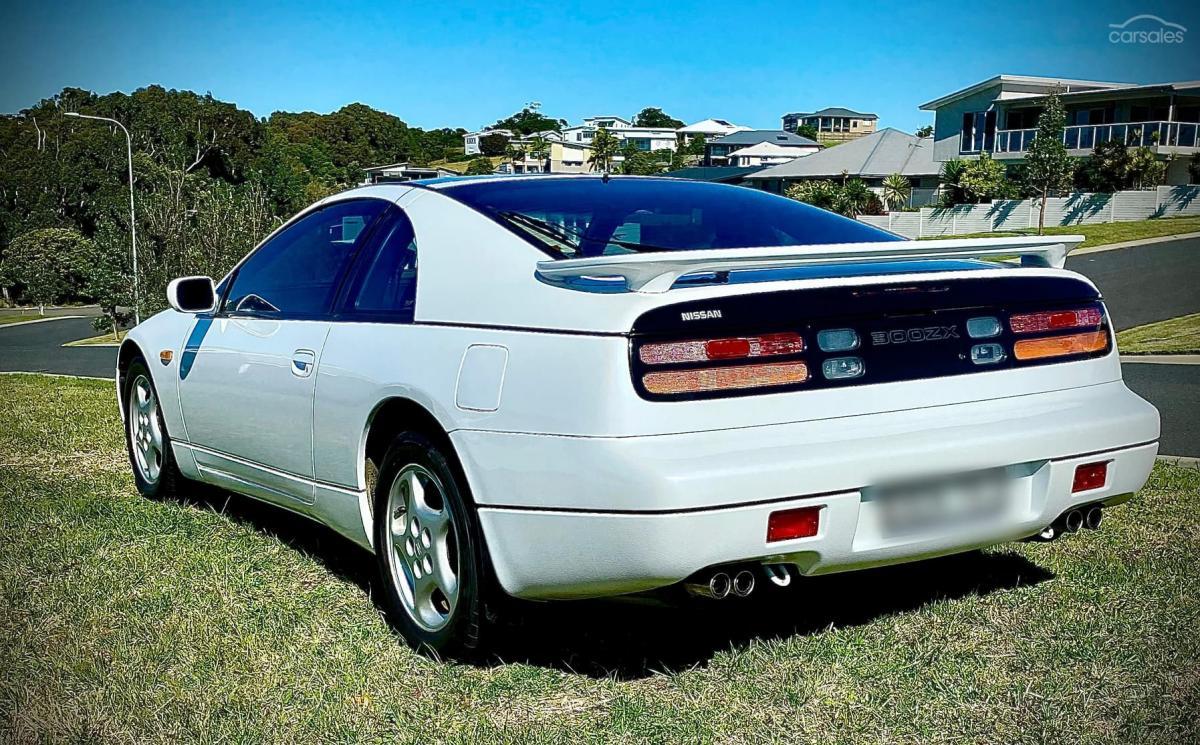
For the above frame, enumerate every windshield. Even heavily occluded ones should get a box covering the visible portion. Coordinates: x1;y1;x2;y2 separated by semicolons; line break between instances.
440;177;902;260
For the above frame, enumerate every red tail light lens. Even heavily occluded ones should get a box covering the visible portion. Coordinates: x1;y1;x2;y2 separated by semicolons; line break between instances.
1009;307;1103;334
1013;330;1109;360
1072;461;1109;492
639;332;804;365
643;361;809;395
767;506;821;542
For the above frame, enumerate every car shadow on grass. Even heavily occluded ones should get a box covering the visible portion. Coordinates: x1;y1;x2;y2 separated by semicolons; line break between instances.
171;486;1055;681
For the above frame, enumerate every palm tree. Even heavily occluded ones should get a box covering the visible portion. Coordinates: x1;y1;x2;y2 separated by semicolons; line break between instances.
588;127;621;173
527;134;551;172
881;173;912;211
505;142;527;174
834;178;873;217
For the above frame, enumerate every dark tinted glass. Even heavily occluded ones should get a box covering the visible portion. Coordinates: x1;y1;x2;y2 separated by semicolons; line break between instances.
442;177;900;260
223;199;387;317
347;209;418;321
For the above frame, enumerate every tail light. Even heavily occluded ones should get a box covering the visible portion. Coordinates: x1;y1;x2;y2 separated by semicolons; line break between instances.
639;332;803;365
1009;303;1109;362
1072;461;1109;492
1014;331;1109;361
1009;307;1103;334
643;361;809;395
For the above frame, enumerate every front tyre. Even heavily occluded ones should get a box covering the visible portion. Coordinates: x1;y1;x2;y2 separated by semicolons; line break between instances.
123;359;184;498
374;433;488;656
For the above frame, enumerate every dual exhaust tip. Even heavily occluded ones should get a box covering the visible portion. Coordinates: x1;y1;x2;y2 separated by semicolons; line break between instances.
686;569;756;600
1036;505;1103;541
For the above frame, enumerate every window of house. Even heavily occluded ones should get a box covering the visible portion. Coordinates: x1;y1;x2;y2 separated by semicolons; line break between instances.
961;111;996;152
222;199;388;318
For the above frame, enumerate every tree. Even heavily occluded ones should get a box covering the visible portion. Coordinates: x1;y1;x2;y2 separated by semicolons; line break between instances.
795;124;820;142
619;143;670;175
1126;147;1164;189
959;153;1011;202
915;125;933;138
835;178;876;217
491;103;566;136
478;132;509;157
938;158;969;206
1;228;92;313
1080;139;1131;192
784;180;839;212
1023;90;1074;234
881;173;912;210
464;158;495;175
82;221;132;337
505;141;526;173
588;128;621;173
633;107;684;129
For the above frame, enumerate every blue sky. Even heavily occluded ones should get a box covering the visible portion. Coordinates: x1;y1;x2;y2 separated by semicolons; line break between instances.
2;0;1198;133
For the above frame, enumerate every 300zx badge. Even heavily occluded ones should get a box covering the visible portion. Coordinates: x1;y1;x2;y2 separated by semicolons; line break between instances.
871;326;960;345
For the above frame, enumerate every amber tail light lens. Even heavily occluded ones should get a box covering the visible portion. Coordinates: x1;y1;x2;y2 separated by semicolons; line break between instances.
642;361;809;395
1013;330;1109;361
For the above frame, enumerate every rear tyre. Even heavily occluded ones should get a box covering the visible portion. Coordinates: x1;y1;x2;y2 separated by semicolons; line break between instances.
373;432;488;656
123;359;184;498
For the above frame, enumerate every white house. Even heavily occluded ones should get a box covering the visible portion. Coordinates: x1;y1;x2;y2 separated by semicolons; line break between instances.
561;115;678;152
677;118;750;141
728;141;814;167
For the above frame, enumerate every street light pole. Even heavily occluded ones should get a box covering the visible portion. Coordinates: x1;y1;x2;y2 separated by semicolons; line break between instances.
64;112;140;325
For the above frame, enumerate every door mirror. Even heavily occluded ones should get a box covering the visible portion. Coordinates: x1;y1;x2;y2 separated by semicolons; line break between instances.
166;276;217;313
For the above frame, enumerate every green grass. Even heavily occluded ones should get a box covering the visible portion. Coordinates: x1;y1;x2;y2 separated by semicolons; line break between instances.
63;329;128;347
921;215;1200;249
1117;313;1200;355
0;314;46;326
1;373;1198;743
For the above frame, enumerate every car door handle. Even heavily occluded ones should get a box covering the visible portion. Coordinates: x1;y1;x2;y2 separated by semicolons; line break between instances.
291;350;316;378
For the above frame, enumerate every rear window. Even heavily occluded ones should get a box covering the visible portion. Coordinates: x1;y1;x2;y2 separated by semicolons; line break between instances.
441;177;900;259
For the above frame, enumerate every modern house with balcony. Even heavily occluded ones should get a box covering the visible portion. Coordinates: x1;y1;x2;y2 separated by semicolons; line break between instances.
920;75;1200;185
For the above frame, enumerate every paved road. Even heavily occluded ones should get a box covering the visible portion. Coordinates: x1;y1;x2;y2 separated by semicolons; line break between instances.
1067;237;1199;331
0;317;116;378
0;238;1196;456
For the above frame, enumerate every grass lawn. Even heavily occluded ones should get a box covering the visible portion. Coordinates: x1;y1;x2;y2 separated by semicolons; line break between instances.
0;313;47;326
1118;313;1200;355
430;156;506;175
1;373;1197;743
63;329;128;347
921;215;1200;249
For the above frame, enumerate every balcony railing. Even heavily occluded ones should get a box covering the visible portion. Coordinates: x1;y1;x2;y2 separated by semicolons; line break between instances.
992;121;1200;154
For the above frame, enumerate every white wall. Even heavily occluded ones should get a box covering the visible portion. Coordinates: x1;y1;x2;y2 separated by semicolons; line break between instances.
858;186;1200;238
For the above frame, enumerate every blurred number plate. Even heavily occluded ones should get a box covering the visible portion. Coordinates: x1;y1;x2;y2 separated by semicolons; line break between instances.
871;469;1011;538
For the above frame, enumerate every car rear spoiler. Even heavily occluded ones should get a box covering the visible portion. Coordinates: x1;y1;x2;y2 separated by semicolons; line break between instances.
534;235;1086;293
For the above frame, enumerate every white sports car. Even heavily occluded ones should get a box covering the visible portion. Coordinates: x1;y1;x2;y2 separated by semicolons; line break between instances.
118;175;1160;654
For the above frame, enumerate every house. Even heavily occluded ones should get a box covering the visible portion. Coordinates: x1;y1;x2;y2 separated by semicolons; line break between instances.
745;128;941;207
919;75;1200;185
782;108;878;143
660;165;766;185
463;128;514;155
500;140;595;175
362;162;458;184
727;141;811;167
561;116;678;152
705;130;819;166
676;118;750;142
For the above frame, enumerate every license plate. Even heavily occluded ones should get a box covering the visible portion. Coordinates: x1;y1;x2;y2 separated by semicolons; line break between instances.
869;469;1012;539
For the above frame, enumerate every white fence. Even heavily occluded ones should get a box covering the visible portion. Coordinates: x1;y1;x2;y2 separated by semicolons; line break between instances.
858;185;1200;238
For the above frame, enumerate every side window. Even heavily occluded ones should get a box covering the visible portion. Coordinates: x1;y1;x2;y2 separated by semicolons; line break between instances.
344;208;419;322
222;199;388;317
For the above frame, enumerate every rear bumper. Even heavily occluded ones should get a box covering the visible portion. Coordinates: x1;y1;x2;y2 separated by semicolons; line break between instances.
454;381;1160;599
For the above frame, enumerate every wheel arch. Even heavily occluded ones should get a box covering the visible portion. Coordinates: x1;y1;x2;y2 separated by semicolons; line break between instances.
116;338;147;420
